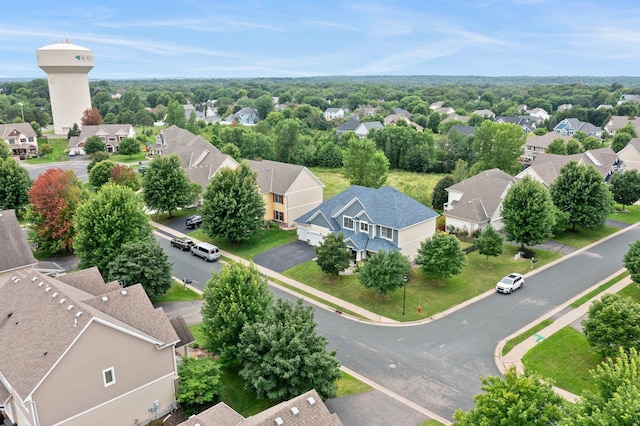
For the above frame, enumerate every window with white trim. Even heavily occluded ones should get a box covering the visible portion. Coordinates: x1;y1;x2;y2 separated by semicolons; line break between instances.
103;367;116;387
273;194;284;204
274;210;284;221
380;226;393;240
360;222;369;233
343;217;354;230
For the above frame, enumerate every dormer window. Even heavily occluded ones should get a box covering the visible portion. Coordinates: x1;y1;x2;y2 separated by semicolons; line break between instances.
360;222;369;233
343;217;354;230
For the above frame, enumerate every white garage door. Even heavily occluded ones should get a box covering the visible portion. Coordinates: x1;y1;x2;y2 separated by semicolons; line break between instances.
308;231;324;246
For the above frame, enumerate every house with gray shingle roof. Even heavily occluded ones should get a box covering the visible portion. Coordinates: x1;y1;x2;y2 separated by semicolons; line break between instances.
448;125;475;137
0;268;180;426
225;107;259;125
523;133;571;161
295;186;438;261
354;121;384;139
324;107;346;120
0;209;37;285
553;118;603;138
247;159;324;227
335;116;360;136
604;115;640;136
444;169;516;233
68;123;135;153
616;138;640;172
515;147;620;186
179;389;342;426
0;123;39;156
495;116;536;134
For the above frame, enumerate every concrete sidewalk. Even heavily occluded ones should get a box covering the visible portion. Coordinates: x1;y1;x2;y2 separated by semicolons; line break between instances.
496;269;632;402
152;220;397;324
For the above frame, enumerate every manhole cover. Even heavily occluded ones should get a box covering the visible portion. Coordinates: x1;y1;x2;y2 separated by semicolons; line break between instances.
388;362;397;369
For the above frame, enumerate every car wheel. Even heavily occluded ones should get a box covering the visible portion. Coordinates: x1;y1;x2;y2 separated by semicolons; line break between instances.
191;251;195;256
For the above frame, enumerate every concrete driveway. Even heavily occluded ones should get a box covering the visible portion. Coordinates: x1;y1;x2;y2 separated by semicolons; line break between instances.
253;240;316;273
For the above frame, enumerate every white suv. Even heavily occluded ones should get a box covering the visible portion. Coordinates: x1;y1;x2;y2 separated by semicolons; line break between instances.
496;273;524;294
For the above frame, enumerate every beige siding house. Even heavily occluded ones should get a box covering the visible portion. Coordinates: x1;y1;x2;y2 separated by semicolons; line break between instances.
523;133;571;161
0;268;179;426
247;160;324;227
295;185;438;261
444;169;515;233
68;124;135;154
617;138;640;172
0;123;39;156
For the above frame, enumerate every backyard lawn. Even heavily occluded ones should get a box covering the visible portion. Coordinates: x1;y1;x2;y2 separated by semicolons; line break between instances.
24;138;69;164
284;244;562;322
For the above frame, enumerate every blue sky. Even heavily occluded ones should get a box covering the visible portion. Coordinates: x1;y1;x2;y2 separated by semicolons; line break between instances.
3;0;640;79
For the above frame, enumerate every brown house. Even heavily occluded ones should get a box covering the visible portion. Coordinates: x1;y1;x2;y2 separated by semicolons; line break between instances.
0;268;179;426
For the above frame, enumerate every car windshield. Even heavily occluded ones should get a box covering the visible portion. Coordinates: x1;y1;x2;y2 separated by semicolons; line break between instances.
500;277;514;284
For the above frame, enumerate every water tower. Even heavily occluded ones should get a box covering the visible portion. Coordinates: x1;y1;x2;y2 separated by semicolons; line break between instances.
37;39;94;136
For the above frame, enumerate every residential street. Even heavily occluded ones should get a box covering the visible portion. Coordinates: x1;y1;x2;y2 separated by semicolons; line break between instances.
160;224;640;421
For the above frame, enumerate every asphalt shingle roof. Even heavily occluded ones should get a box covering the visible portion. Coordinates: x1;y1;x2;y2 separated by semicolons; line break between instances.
0;210;37;274
247;159;322;195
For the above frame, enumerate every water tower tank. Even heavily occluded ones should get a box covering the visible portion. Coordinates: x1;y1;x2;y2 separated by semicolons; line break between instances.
37;39;94;136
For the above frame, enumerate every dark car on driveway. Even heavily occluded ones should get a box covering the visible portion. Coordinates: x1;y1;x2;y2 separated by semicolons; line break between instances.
170;237;195;251
185;215;203;229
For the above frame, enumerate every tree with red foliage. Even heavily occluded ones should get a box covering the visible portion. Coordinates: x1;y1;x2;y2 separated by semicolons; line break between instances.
27;168;85;253
110;164;140;191
81;108;104;126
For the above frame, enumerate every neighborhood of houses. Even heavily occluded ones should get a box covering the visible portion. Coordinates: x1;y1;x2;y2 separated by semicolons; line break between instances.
3;86;640;425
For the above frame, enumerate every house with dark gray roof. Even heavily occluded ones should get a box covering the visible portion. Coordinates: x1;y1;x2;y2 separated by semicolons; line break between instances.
295;186;438;261
495;116;536;134
0;209;37;285
516;147;620;186
335;116;360;136
354;121;384;139
179;389;342;426
553;118;603;138
0;123;38;156
247;159;324;227
448;124;475;137
444;169;516;233
68;124;135;154
0;269;180;426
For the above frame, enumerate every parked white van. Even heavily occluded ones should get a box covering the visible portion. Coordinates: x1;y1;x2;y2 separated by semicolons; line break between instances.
190;242;221;262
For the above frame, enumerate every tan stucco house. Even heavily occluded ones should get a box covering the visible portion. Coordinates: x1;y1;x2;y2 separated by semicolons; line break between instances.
0;268;180;426
295;185;439;261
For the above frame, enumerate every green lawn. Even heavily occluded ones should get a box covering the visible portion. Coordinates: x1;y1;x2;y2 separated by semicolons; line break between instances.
284;244;561;322
149;208;198;225
502;319;553;356
310;167;444;206
152;281;201;303
570;271;630;308
522;326;602;395
551;225;619;249
24;138;69;164
188;323;205;347
189;226;298;260
336;371;372;396
618;280;640;303
110;152;147;163
420;421;446;426
609;203;640;224
220;363;276;417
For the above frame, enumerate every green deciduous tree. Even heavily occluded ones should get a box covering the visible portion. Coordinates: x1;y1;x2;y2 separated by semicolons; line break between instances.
546;138;568;155
89;160;115;189
201;261;273;359
342;137;389;188
475;224;504;263
611;131;633;153
201;162;265;243
274;118;301;163
565;348;640;425
416;232;466;281
624;239;640;284
142;154;196;217
238;298;341;401
74;183;152;274
0;140;11;159
550;161;614;231
110;164;140;191
610;169;640;210
84;135;106;155
166;99;186;128
0;156;31;212
27;168;84;253
502;176;556;249
453;368;565;425
107;237;173;299
314;232;350;276
472;120;525;174
431;175;456;210
255;94;275;120
357;249;411;296
118;137;140;157
583;293;640;359
176;357;223;417
86;151;110;173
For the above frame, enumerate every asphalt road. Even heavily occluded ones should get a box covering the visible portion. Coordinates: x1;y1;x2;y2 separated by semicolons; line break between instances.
161;224;640;420
21;158;91;181
157;234;222;290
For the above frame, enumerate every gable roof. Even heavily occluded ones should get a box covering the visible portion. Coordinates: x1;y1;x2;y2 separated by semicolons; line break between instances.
336;117;360;134
621;137;640;154
495;116;536;132
525;132;571;149
179;389;342;426
445;169;515;224
0;122;38;140
355;121;384;134
392;107;411;118
295;185;438;230
554;118;602;136
0;210;37;274
78;124;133;140
55;266;122;295
448;124;475;137
169;316;196;348
517;147;618;186
246;159;323;195
0;269;179;399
